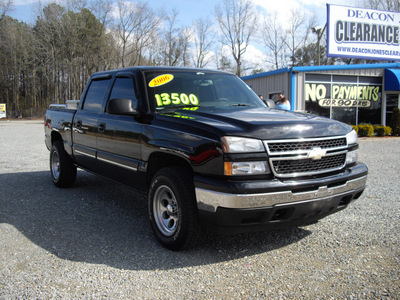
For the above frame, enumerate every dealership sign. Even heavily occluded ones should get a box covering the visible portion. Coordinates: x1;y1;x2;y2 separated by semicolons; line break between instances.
327;4;400;61
0;104;5;118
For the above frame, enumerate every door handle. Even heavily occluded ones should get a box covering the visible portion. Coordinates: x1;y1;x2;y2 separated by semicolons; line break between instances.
74;120;83;133
98;123;106;133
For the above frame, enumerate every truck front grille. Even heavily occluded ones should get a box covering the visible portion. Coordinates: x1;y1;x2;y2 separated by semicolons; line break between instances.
264;136;349;178
272;153;346;175
267;138;346;153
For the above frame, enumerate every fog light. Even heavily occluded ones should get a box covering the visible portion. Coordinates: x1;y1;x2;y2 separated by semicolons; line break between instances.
224;161;269;175
346;150;358;165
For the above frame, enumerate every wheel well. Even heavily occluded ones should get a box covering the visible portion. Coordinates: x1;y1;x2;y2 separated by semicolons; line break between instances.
147;152;193;186
51;131;63;145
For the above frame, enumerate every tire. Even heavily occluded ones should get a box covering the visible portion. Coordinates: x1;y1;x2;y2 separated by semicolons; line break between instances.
148;167;202;250
50;140;77;188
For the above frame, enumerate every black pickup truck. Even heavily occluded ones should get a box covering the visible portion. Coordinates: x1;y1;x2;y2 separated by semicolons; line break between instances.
44;66;368;250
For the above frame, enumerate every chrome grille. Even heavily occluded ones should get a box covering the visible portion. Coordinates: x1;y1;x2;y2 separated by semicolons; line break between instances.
267;138;347;154
272;154;346;175
264;136;348;178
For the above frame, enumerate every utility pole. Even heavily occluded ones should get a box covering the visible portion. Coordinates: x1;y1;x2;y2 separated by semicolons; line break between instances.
312;23;327;66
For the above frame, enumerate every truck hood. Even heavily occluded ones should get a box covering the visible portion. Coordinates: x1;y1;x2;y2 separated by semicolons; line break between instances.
157;107;352;140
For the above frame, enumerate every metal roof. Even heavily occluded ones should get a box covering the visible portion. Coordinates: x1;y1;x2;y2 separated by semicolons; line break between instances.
242;62;400;80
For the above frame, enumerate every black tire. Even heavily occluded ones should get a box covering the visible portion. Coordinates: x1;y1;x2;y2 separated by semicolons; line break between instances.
50;140;77;188
148;167;202;251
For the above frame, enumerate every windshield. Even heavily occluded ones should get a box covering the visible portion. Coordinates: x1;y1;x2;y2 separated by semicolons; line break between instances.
145;71;265;112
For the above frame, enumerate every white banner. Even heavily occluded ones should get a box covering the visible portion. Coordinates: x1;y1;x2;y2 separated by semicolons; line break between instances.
327;4;400;61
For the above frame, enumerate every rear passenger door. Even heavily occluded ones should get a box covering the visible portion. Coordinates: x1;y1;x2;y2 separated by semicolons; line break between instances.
96;74;144;188
73;75;112;171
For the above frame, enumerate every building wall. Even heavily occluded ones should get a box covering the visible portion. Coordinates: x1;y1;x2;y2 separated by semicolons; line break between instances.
243;64;400;126
296;72;305;111
245;72;291;101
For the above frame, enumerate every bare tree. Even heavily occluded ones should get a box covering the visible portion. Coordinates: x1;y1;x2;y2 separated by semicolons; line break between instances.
64;0;87;13
128;3;163;66
215;0;258;76
0;0;12;21
114;0;162;68
365;0;400;11
34;3;66;103
285;8;316;67
89;0;113;27
192;17;214;68
158;8;190;66
262;12;287;69
114;0;136;68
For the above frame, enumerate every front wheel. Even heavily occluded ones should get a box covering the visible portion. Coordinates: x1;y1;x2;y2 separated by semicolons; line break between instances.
148;167;202;250
50;140;77;188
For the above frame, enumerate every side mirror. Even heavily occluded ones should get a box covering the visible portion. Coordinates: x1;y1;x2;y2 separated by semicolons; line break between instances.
107;98;138;116
263;99;276;108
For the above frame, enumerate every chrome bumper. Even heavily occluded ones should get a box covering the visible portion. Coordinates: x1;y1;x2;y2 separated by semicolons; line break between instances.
195;176;367;213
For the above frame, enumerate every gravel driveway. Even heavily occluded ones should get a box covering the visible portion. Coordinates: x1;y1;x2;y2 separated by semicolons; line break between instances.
0;120;399;299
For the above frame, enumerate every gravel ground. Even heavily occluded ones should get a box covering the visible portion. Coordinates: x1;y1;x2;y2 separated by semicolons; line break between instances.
0;120;399;299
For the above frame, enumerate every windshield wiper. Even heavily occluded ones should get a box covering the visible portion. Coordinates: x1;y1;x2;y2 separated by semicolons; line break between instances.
229;104;249;107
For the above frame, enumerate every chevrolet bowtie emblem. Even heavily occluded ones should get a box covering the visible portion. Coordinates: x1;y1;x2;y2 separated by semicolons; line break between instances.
307;147;327;160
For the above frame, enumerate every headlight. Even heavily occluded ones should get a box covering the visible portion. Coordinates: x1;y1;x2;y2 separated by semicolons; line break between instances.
346;130;358;165
224;161;270;176
221;136;264;153
346;130;358;145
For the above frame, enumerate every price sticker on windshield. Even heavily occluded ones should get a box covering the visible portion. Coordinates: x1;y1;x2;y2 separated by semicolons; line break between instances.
155;93;199;107
149;74;174;87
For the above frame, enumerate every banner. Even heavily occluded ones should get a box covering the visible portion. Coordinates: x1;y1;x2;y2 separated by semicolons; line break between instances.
0;104;6;118
327;4;400;61
304;74;382;124
305;83;380;108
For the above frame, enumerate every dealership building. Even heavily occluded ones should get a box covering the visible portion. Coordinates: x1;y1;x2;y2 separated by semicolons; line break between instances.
242;62;400;126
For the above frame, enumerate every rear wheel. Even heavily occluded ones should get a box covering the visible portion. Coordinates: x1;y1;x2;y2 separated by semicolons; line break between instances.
50;140;77;188
148;167;202;250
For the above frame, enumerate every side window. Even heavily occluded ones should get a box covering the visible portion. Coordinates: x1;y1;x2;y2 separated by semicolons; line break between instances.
83;79;111;112
109;77;138;107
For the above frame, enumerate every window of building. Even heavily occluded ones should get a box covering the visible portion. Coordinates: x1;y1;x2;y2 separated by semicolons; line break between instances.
304;74;382;125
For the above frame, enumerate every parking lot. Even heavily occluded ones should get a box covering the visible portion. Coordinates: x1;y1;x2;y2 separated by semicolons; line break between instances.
0;120;399;299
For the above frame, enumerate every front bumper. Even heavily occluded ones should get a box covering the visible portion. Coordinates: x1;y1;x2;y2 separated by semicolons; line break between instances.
194;163;368;233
